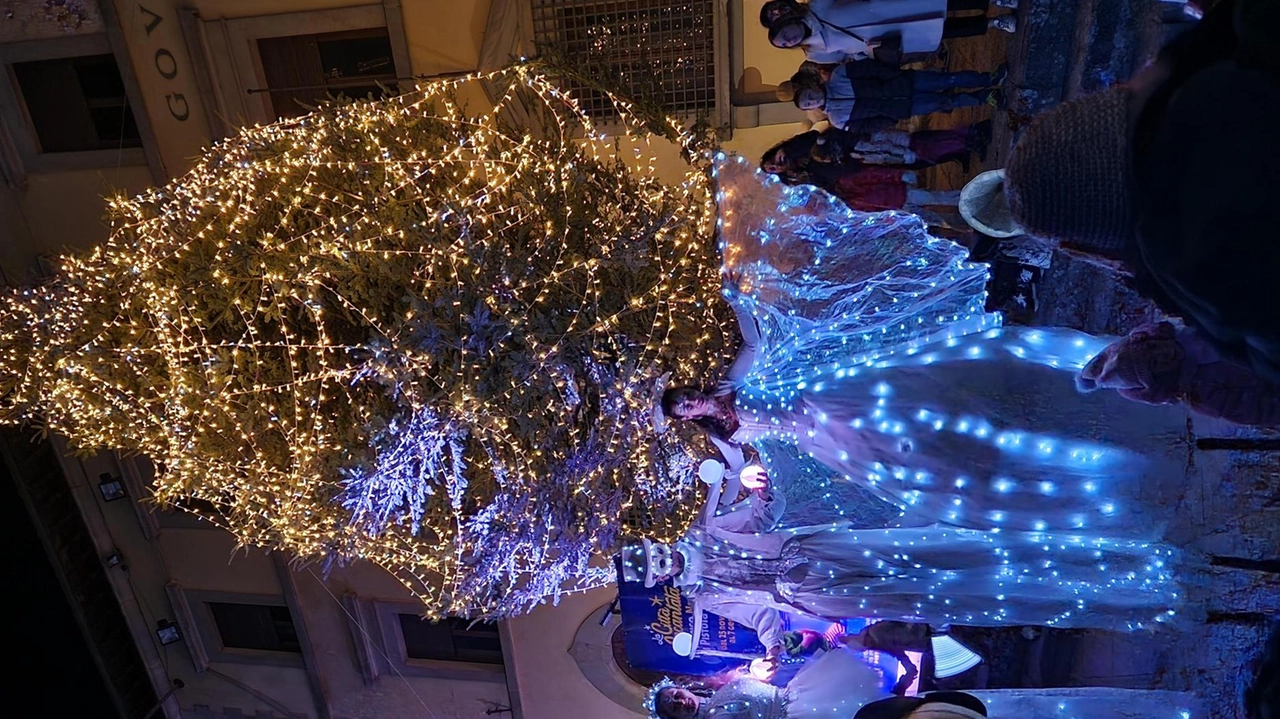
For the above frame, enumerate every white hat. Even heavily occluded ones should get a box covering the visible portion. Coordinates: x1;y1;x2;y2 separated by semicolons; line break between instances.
620;538;696;588
619;541;650;585
959;169;1024;238
640;538;676;588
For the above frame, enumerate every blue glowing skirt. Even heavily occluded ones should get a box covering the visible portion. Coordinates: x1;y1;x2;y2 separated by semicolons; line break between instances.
740;325;1193;541
778;525;1183;632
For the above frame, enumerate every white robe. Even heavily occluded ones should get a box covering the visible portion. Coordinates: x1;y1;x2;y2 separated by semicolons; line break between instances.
675;156;1199;639
803;0;948;62
682;488;801;653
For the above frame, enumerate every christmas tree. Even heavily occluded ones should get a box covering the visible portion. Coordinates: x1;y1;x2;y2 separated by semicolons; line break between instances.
0;65;732;618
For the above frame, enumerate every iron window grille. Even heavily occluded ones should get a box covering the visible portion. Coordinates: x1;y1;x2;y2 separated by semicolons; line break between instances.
531;0;722;122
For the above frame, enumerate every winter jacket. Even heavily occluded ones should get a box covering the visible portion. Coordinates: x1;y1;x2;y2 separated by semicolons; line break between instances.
832;165;909;211
823;62;916;131
802;0;947;62
1129;0;1280;382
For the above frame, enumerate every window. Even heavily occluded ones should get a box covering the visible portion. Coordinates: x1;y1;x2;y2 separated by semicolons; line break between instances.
356;599;507;681
622;504;656;533
398;615;504;665
181;4;409;132
11;53;141;153
258;28;397;119
531;0;718;120
208;602;301;653
165;587;305;669
0;34;152;179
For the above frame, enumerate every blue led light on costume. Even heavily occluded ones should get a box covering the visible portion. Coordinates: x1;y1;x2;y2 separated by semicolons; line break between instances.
692;157;1195;634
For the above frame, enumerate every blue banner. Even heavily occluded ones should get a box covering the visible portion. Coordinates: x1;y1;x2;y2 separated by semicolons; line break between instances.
617;566;766;676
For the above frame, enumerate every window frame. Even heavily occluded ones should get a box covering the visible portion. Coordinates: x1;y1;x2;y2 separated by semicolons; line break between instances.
0;33;151;180
363;599;510;683
114;454;223;536
397;612;505;666
256;25;401;120
152;496;227;531
207;600;304;654
179;4;412;137
166;585;305;670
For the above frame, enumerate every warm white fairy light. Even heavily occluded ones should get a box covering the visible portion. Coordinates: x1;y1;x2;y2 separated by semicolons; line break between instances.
0;64;733;619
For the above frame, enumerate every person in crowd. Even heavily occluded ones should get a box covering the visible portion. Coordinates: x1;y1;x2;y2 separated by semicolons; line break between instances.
789;60;1001;132
759;124;1035;308
645;642;885;719
761;122;990;174
838;623;986;696
764;0;1018;63
623;456;1188;641
663;156;1211;545
759;0;806;28
851;689;1198;719
956;0;1280;415
759;128;960;215
837;164;956;214
1076;321;1280;427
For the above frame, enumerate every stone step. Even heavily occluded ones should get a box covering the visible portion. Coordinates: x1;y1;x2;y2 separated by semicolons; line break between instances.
1014;0;1175;114
1067;0;1144;97
1009;0;1079;115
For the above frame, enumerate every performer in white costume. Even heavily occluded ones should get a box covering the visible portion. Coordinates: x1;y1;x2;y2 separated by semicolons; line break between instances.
665;155;1208;544
621;458;1185;636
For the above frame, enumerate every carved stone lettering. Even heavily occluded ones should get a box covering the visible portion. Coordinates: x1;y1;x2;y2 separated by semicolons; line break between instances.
154;48;178;79
166;93;190;121
138;4;163;35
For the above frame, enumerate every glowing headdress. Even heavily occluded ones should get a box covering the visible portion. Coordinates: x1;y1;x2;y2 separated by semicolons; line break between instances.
644;678;680;719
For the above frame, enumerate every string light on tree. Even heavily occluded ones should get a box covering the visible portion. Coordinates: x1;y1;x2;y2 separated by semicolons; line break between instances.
0;63;733;619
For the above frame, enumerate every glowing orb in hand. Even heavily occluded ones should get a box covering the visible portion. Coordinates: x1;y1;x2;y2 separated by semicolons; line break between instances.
749;658;776;681
740;464;768;491
698;459;725;485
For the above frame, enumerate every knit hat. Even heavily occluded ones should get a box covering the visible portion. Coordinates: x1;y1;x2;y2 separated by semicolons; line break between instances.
1003;87;1137;257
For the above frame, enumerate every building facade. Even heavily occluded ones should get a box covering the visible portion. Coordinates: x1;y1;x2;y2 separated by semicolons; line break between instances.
0;2;804;718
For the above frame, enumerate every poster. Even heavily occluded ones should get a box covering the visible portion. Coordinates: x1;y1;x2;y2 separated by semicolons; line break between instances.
617;563;766;676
